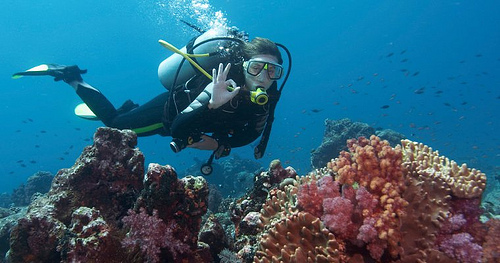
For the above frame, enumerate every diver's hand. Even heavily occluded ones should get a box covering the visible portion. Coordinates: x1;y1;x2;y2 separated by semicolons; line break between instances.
187;135;218;151
208;63;240;109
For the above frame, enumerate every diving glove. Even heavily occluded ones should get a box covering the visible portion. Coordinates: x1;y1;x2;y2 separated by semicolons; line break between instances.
13;64;87;83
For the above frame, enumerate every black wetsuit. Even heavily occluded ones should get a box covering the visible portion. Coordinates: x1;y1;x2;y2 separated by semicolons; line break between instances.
73;66;271;154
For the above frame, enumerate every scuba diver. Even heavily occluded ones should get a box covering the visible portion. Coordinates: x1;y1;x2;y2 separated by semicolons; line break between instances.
13;26;291;175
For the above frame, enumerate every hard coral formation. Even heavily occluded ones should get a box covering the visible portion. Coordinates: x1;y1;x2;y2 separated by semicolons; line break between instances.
255;211;342;263
401;139;487;199
7;128;211;263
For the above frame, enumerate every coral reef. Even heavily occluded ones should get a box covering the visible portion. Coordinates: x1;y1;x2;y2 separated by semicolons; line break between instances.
310;118;405;169
6;128;210;262
0;171;54;208
184;154;262;198
231;135;496;263
2;123;498;263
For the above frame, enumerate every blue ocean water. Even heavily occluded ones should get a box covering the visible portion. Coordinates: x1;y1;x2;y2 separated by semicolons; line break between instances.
0;0;498;194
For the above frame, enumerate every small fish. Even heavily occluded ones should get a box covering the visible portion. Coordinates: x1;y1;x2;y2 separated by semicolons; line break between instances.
311;109;323;113
444;102;451;107
412;71;420;76
386;52;394;57
400;69;408;72
435;90;443;94
381;105;390;109
30;160;36;164
40;130;47;133
414;88;425;94
400;49;407;54
475;54;482;57
357;76;364;81
400;58;408;62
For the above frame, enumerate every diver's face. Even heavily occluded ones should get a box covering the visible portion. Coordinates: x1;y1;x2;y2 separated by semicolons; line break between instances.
244;54;279;91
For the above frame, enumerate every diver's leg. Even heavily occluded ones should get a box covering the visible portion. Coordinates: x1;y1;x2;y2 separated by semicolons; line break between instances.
69;81;169;136
67;80;118;126
107;92;170;136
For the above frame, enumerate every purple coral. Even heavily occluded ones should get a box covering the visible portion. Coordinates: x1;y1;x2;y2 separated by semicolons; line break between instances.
439;233;483;263
122;208;189;262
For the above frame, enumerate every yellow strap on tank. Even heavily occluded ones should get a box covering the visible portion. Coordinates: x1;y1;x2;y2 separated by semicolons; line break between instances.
158;40;213;81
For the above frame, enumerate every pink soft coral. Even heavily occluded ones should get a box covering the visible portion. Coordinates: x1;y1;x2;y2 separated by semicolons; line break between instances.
321;196;357;240
122;208;189;262
297;175;340;218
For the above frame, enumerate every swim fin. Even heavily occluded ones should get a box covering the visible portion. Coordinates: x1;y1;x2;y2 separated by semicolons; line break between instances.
12;64;87;82
74;103;99;120
74;100;138;121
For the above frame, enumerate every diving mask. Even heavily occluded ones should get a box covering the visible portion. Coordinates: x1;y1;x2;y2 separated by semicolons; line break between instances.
243;60;284;80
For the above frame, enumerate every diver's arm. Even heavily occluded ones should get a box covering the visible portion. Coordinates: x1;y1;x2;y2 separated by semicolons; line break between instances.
170;86;212;149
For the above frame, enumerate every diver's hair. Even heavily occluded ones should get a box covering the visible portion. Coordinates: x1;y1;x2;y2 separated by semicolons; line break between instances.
242;37;283;64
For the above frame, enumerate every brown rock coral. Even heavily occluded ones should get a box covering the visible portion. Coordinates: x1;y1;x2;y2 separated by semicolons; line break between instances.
401;139;486;199
255;211;343;263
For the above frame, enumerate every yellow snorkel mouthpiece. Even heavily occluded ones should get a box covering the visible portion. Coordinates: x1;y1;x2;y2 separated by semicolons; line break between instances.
250;87;268;105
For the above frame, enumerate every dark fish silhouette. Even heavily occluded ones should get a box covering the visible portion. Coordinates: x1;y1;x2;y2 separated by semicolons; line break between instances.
386;52;394;57
381;105;390;109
